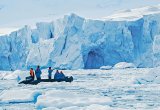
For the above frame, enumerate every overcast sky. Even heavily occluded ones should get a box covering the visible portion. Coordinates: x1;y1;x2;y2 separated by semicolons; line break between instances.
0;0;160;28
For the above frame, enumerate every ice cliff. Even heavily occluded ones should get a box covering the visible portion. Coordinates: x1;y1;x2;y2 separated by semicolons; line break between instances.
1;5;160;70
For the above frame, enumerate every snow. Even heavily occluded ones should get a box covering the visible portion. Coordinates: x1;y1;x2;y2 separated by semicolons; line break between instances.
43;104;112;110
100;66;112;70
36;90;111;109
113;62;136;69
0;28;19;36
104;5;160;21
135;66;160;84
1;68;160;110
0;89;41;104
3;70;28;80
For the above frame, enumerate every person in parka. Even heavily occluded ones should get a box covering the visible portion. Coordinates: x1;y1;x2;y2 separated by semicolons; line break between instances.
54;70;65;80
48;67;53;79
25;68;35;82
30;68;35;80
35;65;42;80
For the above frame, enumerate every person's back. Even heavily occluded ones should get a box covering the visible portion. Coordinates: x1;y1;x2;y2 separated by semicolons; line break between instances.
59;71;65;80
48;67;53;79
54;70;65;80
54;70;59;80
35;65;42;80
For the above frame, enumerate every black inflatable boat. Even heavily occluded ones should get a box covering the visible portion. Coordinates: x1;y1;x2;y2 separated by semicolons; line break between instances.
19;76;73;85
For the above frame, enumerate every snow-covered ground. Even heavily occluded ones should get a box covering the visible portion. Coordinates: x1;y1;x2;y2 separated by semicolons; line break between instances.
104;4;160;21
0;68;160;110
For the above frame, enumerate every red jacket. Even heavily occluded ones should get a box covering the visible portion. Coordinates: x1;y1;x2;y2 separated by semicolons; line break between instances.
30;69;34;77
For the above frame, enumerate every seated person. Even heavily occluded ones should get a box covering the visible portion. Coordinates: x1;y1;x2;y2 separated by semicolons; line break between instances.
26;68;35;81
54;70;66;80
30;68;35;80
59;71;65;79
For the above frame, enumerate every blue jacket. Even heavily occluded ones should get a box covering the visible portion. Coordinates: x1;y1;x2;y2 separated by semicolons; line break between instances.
48;69;53;77
54;72;65;80
35;68;42;78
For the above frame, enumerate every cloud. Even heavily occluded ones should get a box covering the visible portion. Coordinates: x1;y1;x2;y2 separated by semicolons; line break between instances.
96;0;123;9
0;5;4;10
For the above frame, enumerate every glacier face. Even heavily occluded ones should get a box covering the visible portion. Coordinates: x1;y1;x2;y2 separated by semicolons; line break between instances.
0;13;160;70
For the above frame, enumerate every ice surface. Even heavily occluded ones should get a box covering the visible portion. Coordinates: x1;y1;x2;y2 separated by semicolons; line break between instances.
100;66;112;70
42;104;112;110
36;90;111;109
0;89;41;104
3;70;27;81
1;68;160;110
113;62;136;69
26;39;54;69
104;5;160;21
0;28;19;36
135;66;160;84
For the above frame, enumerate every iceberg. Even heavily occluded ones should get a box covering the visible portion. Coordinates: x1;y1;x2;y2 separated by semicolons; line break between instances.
113;62;136;69
100;66;112;70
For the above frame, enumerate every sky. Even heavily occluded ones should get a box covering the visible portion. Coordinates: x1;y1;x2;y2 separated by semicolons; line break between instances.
0;0;160;29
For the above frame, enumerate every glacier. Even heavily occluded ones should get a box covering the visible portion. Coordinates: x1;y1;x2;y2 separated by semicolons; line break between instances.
1;6;160;70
